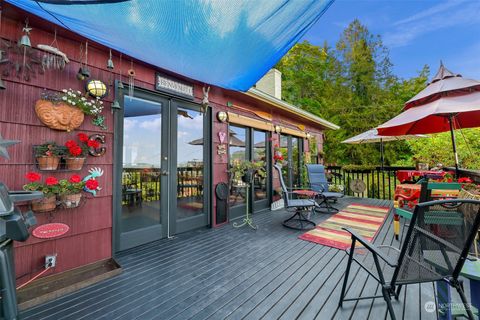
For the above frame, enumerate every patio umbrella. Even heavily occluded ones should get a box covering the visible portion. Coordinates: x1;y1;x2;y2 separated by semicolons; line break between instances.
377;63;480;175
342;128;427;169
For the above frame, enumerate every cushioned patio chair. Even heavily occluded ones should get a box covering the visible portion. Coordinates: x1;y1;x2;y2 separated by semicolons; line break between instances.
306;164;343;213
339;198;480;320
274;164;316;230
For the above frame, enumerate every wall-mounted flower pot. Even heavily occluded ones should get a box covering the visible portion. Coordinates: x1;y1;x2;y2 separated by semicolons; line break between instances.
65;157;86;171
35;100;85;132
31;195;57;213
36;156;60;170
60;193;82;208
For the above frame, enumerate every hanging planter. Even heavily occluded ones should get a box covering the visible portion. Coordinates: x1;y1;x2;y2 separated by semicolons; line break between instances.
64;157;86;171
36;155;61;170
59;193;82;208
31;195;57;213
35;142;63;171
35;99;85;132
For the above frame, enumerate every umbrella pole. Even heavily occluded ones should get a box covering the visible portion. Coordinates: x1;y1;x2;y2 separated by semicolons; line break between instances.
448;115;459;178
380;138;384;170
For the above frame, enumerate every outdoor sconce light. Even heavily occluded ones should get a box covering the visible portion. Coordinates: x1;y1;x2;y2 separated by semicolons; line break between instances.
306;132;311;139
217;111;228;123
86;80;108;98
274;125;282;134
111;100;121;110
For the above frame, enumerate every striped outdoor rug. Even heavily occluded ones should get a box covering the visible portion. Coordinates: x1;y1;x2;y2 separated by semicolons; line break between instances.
298;203;391;250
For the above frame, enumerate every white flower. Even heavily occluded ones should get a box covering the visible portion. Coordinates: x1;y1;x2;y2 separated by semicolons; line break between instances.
67;92;72;96
62;89;67;93
62;96;67;101
99;101;103;105
72;102;76;106
81;97;87;101
77;90;81;95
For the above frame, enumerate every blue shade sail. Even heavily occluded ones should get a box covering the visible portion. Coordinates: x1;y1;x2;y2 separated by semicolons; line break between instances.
8;0;333;91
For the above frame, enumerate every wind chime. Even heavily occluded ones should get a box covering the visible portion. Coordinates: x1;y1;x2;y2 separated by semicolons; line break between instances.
118;53;124;89
76;42;90;80
127;60;135;97
19;18;32;75
37;29;69;70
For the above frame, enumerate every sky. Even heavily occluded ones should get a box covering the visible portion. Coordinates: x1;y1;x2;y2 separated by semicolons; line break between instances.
303;0;480;81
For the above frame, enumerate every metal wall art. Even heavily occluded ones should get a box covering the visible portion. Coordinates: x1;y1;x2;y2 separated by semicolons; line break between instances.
88;134;106;157
37;29;69;70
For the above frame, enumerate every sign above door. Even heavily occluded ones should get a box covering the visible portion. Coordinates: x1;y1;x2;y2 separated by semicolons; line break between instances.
155;72;194;100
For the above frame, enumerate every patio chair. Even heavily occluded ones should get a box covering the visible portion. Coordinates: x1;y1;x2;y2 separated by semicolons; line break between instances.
305;164;343;213
273;164;316;230
339;198;480;320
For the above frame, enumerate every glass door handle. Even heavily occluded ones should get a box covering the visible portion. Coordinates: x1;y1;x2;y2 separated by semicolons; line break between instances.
161;170;169;176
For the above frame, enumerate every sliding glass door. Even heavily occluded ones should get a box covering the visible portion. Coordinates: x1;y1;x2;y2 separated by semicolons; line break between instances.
280;134;304;189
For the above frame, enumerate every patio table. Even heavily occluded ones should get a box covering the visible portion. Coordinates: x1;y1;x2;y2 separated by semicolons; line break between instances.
394;184;460;209
292;190;318;198
396;170;450;183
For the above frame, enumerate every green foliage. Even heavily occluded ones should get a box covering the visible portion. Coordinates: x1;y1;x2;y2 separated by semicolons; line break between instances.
394;128;480;169
276;20;436;167
341;164;376;172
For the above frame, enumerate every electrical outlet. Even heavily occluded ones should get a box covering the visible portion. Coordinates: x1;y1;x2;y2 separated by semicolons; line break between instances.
45;254;57;268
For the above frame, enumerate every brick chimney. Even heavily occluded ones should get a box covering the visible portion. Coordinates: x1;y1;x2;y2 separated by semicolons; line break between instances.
255;69;282;100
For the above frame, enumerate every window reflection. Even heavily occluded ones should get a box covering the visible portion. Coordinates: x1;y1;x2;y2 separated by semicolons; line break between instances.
253;130;267;201
229;125;247;207
177;107;204;219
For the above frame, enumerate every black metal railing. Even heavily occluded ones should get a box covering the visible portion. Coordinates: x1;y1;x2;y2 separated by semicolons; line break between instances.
326;165;415;200
122;167;203;205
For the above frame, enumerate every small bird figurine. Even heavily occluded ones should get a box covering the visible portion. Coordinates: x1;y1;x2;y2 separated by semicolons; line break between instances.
83;167;104;196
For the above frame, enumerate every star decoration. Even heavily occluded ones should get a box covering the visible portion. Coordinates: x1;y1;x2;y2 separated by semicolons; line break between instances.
0;134;20;160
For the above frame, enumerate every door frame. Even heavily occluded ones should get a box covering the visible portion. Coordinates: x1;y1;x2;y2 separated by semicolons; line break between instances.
112;84;211;254
280;134;304;189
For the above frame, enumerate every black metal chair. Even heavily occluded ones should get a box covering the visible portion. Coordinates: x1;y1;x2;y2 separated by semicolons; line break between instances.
273;164;316;230
339;198;480;320
306;164;343;213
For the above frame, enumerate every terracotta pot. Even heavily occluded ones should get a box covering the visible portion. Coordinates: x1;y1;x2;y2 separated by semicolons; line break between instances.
35;99;84;132
31;195;57;213
37;156;60;170
60;193;82;208
65;157;86;171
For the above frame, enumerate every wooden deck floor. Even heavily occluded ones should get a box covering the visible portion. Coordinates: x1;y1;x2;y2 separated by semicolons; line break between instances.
21;197;471;320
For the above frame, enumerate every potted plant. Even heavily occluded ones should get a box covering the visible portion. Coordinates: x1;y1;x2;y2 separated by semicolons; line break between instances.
230;160;266;184
64;133;89;170
35;89;105;131
58;174;85;208
23;172;60;212
35;142;63;170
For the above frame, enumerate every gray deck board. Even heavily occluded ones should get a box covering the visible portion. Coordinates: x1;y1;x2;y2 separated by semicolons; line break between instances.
21;196;465;320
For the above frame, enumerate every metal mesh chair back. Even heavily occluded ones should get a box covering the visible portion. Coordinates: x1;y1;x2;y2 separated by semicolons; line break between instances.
274;164;291;207
305;164;329;193
393;199;480;285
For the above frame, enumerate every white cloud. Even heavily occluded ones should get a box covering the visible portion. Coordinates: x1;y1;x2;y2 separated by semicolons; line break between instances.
140;117;162;131
384;0;480;48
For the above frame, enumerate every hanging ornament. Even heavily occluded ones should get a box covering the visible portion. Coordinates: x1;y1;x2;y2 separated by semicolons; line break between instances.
127;60;135;97
107;49;114;70
37;29;69;70
117;53;124;89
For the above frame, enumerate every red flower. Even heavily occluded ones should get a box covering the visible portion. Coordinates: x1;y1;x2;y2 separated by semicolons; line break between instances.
25;172;41;182
45;177;58;186
458;177;473;183
85;179;99;190
77;133;89;143
69;145;83;157
87;139;100;148
69;175;82;183
65;140;77;148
